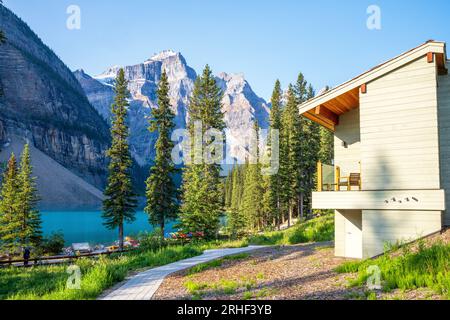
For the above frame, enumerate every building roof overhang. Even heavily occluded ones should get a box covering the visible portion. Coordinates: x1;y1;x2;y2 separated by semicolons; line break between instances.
299;41;448;131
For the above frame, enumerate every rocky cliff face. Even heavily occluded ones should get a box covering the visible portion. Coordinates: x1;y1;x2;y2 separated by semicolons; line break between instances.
0;5;110;189
216;72;270;162
76;52;270;167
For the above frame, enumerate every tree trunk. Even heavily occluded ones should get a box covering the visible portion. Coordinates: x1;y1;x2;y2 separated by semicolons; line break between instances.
277;198;281;230
288;204;292;228
300;193;304;220
118;224;124;251
161;220;165;239
161;220;165;247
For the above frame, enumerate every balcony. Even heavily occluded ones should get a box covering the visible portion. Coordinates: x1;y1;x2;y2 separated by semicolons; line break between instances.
317;161;361;192
314;162;445;211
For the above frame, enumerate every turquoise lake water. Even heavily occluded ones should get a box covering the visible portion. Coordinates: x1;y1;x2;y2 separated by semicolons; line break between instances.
41;211;177;245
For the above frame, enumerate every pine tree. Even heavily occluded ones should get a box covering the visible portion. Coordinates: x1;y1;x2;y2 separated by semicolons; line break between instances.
319;128;334;164
280;85;303;226
224;166;234;209
292;78;320;218
240;121;264;231
180;65;225;238
303;85;320;215
145;70;179;237
229;163;245;213
17;144;42;249
318;87;334;164
267;80;283;230
226;163;246;236
102;68;137;250
0;154;21;255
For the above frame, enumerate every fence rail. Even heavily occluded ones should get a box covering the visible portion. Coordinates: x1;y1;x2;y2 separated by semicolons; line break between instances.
0;249;134;267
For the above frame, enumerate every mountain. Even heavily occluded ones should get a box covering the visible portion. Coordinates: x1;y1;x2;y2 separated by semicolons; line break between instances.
75;52;270;167
0;5;109;208
216;72;270;163
76;50;196;166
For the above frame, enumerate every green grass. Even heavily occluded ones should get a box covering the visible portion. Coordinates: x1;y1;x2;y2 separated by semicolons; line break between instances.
248;214;334;245
0;237;252;301
242;288;275;300
0;245;203;300
336;241;450;299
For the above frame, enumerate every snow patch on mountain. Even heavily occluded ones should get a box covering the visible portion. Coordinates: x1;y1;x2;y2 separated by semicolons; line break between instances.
146;50;178;63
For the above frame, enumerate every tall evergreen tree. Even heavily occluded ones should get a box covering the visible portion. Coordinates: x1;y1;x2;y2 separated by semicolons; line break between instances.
180;65;225;238
224;170;232;208
280;85;303;226
145;70;179;236
303;85;320;214
102;68;137;250
0;154;20;255
17;144;42;249
230;163;245;211
227;164;246;237
292;73;309;219
267;80;283;229
240;121;264;231
318;86;334;164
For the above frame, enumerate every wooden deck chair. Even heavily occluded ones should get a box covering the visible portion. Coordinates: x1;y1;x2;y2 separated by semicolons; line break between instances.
338;173;361;191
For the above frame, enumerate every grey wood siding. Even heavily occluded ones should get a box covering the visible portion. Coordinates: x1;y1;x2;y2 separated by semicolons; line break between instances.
334;210;346;257
438;72;450;226
334;108;361;177
362;210;442;258
360;56;440;190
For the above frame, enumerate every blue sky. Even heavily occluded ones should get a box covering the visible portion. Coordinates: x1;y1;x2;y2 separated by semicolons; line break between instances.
4;0;450;100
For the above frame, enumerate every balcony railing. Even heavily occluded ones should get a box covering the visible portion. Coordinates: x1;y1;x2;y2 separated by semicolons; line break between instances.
317;161;362;192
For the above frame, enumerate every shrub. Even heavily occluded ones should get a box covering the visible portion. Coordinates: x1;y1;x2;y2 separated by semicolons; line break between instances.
137;230;166;252
40;232;65;256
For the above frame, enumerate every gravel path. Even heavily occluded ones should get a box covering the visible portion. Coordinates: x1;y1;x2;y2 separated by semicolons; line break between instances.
99;246;266;300
153;242;363;300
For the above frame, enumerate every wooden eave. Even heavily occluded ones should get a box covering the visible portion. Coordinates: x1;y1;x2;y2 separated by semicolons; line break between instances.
299;40;448;132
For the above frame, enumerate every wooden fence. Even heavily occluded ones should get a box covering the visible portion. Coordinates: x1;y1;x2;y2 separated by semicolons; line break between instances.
0;249;134;268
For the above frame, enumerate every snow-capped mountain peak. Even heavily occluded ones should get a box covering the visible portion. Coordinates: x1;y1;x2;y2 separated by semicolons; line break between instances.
94;65;122;86
147;50;178;63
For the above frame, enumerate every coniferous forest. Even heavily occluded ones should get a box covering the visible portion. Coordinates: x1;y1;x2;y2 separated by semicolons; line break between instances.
224;74;333;236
